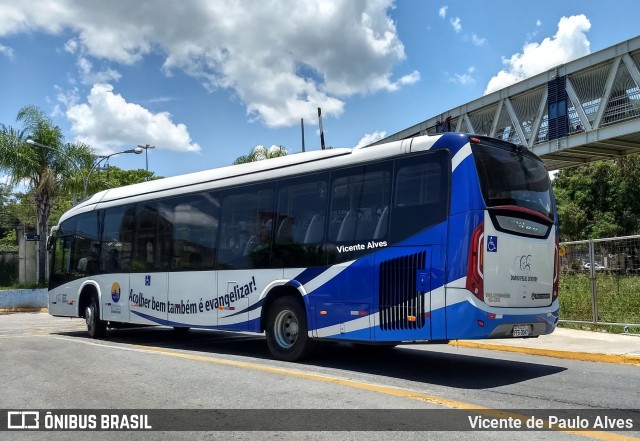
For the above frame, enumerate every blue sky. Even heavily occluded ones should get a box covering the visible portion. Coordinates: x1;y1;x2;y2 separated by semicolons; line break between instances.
1;1;640;179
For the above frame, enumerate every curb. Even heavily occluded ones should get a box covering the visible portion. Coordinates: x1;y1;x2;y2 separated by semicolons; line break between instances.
449;340;640;366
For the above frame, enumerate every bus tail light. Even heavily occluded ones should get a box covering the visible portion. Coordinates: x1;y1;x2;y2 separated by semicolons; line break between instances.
466;222;484;302
552;237;559;302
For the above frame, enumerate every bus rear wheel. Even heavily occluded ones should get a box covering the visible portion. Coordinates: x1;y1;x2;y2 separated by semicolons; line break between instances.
265;296;314;361
86;295;106;338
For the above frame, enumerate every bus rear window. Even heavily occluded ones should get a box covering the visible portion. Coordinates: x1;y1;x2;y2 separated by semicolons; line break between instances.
471;140;553;220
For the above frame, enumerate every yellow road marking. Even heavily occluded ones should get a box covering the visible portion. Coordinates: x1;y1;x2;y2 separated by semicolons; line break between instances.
133;343;638;440
450;341;640;366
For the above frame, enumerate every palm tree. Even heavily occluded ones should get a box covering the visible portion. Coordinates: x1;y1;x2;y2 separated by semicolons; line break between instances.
233;145;287;164
0;105;93;284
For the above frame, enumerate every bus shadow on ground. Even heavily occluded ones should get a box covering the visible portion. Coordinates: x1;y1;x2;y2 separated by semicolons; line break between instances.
56;326;566;390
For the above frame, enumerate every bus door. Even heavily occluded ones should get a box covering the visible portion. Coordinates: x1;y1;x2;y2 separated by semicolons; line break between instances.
128;202;170;325
216;270;252;329
216;185;275;331
374;247;432;342
128;273;168;325
100;275;130;323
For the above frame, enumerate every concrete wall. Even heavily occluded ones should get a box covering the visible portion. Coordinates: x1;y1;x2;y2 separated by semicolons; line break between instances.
0;289;47;309
17;226;38;285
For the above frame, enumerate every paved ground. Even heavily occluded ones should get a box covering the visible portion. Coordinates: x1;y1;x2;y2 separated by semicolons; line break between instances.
3;309;638;365
1;312;639;441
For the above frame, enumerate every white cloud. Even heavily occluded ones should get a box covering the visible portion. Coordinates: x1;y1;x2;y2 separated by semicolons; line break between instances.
64;83;200;154
0;43;14;60
449;66;476;85
0;0;417;128
450;17;462;33
51;85;80;117
438;6;448;19
77;57;121;84
485;14;591;94
536;19;542;27
355;131;387;148
471;34;486;46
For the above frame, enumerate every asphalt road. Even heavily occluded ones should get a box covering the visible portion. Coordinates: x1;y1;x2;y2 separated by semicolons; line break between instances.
1;312;638;441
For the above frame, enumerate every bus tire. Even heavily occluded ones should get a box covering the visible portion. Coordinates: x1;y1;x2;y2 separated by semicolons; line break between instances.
265;296;314;361
86;295;106;338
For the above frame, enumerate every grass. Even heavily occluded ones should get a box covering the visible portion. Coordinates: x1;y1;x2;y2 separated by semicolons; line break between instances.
559;272;640;333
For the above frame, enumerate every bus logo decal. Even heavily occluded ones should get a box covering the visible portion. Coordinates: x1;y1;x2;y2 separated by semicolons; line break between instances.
145;275;151;286
487;236;498;252
111;282;121;303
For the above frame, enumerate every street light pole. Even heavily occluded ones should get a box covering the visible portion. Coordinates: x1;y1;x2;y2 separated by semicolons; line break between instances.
137;144;155;173
26;139;142;200
91;148;144;195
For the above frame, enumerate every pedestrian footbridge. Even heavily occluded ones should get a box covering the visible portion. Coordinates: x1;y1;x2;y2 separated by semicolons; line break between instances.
373;36;640;170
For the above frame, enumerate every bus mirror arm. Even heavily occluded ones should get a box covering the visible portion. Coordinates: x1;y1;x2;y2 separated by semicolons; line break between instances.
46;226;58;251
46;235;54;251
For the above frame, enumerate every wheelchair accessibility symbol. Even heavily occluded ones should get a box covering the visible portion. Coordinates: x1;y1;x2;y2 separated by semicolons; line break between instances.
487;235;498;252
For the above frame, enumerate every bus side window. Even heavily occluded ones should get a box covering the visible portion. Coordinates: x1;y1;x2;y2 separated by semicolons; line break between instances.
328;163;391;263
391;151;449;243
273;173;329;268
72;211;101;277
218;185;275;269
169;192;219;271
131;202;173;272
101;205;136;273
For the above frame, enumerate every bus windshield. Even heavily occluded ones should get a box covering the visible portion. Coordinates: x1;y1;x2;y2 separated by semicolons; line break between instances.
471;139;553;220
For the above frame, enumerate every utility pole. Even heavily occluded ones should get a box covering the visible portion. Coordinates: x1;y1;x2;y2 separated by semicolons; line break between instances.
318;108;325;150
137;144;156;175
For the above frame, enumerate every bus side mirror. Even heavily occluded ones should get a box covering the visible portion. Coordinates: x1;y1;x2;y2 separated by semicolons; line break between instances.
46;236;54;251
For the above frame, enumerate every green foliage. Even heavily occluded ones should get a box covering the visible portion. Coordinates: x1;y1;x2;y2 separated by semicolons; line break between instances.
553;155;640;240
233;145;287;164
0;259;18;286
0;184;19;239
97;166;156;188
0;106;160;282
559;272;640;332
0;230;17;253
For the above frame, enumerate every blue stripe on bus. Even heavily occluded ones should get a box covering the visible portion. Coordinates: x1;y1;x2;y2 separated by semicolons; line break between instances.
131;310;219;329
223;298;265;318
432;133;470;155
131;309;261;332
293;266;329;286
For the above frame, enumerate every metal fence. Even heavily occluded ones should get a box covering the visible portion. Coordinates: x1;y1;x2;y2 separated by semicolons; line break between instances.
559;235;640;330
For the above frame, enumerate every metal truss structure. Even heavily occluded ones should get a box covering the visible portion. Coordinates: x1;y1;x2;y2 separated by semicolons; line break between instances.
373;36;640;171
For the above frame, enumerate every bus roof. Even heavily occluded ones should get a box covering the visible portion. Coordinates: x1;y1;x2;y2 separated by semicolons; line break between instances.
60;133;453;223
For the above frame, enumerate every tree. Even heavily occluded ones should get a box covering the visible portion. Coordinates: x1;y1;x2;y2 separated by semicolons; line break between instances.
553;155;640;240
233;145;287;164
0;184;20;252
0;184;18;239
96;166;156;188
0;105;93;283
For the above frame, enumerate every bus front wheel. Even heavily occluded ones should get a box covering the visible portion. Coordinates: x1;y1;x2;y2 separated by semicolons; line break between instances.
265;296;314;361
86;295;106;338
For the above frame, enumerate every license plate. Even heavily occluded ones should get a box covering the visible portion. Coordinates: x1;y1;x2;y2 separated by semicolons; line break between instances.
512;325;530;337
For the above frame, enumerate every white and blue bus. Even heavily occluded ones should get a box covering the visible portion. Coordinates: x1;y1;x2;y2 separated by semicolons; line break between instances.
48;133;559;361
